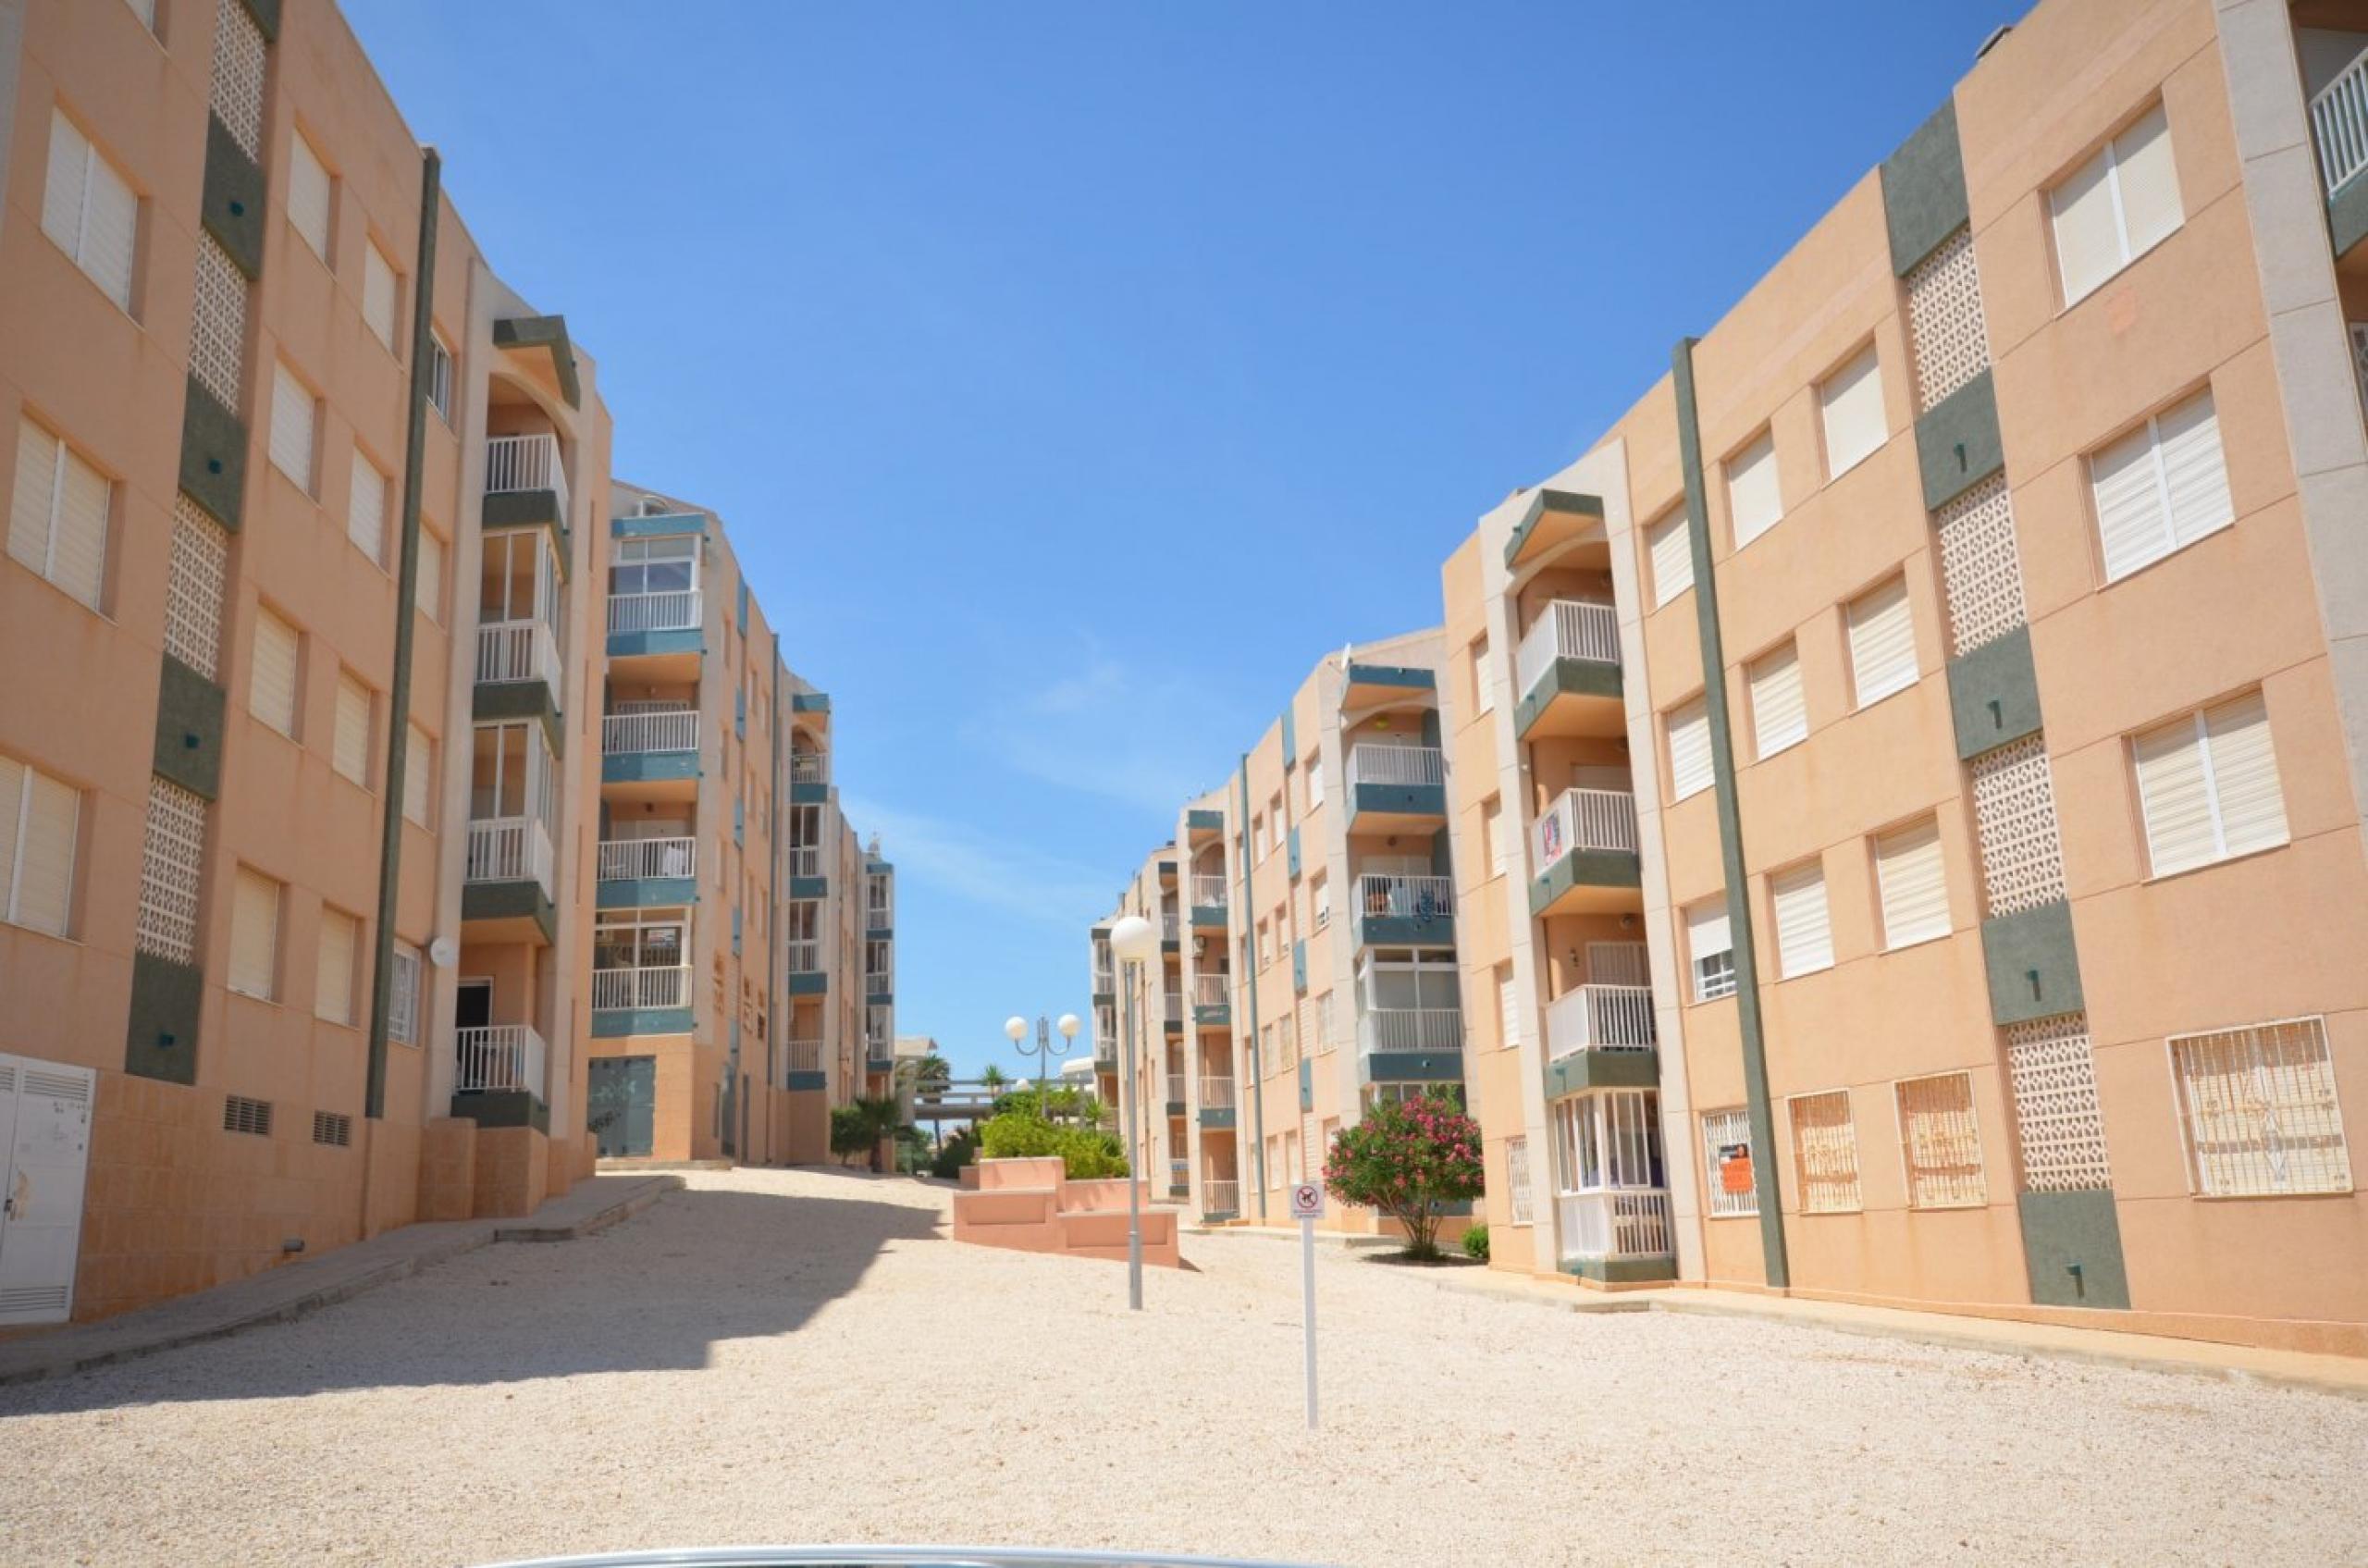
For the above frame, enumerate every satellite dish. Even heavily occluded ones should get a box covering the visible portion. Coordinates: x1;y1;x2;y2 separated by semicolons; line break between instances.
428;936;459;968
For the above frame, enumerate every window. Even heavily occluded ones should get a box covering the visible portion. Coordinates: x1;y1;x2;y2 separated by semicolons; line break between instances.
1257;920;1272;966
1818;344;1886;480
1701;1107;1757;1216
2050;103;2180;307
388;941;421;1045
416;528;446;623
1667;695;1712;802
1770;858;1833;978
2132;690;2288;877
2089;389;2232;584
2169;1017;2350;1196
1747;642;1806;759
1252;814;1265;863
1310;872;1329;929
1495;963;1519;1048
1505;1136;1535;1225
1268;796;1284;854
269;361;317;494
42;109;137;311
1469;635;1492;715
9;417;109;611
1846;576;1917;708
1725;431;1782;549
428;330;454;421
362;241;400;352
1647;505;1693;607
0;756;79;938
1685;897;1735;1002
314;906;359;1026
1480;796;1504;879
1895;1072;1987;1208
249;606;300;736
347;447;388;565
228;867;279;999
1315;991;1335;1051
1305;756;1325;810
288;131;332;262
332;671;372;786
1789;1091;1861;1213
1874;817;1949;949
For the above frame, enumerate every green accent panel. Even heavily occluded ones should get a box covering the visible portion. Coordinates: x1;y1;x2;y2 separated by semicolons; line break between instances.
736;578;749;633
1545;1047;1660;1097
786;971;827;995
1354;909;1455;948
1879;98;1969;276
1286;826;1301;879
1092;989;1115;1006
1347;781;1446;821
589;1006;694;1038
1298;1058;1313;1111
733;798;745;845
1165;1099;1185;1117
1561;1253;1678;1284
1198;1105;1237;1129
789;781;828;803
152;657;224;799
482;488;565;538
1157;858;1177;875
790;874;827;899
785;1070;826;1091
1342;662;1434;691
1192;1005;1231;1029
866;919;893;937
610;512;708;539
1279;707;1297;765
596;876;697;909
1527;848;1643;915
178;376;246;532
1501;487;1605;568
2018;1190;2131;1310
450;1090;549;1133
1162;1016;1181;1036
234;0;281;40
1186;809;1224;831
200;116;265;278
602;749;697;785
735;688;747;738
490;315;582;409
1291;940;1307;994
1980;899;2086;1026
1190;903;1227;930
461;880;557;944
1915;367;2004;512
1514;657;1623;738
791;692;830;712
2330;172;2368;260
124;951;203;1084
1160;939;1179;956
1364;1052;1462;1081
472;678;564;759
1946;627;2043;760
606;627;703;661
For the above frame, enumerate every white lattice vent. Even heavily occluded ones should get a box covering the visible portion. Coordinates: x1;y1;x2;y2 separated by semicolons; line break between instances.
135;775;208;965
208;0;268;160
2005;1012;2113;1191
1970;735;2066;918
164;497;229;679
1935;475;2026;657
1906;227;1991;414
189;234;249;411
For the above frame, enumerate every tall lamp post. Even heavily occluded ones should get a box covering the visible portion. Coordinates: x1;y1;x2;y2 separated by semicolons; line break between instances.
1002;1013;1079;1115
1107;913;1159;1311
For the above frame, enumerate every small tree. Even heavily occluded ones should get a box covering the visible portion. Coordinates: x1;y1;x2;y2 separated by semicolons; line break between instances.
979;1064;1008;1093
904;1053;953;1098
1322;1090;1485;1261
851;1095;905;1172
829;1105;872;1167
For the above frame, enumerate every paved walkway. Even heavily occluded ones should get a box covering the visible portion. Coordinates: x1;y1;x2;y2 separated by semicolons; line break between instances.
0;1173;676;1388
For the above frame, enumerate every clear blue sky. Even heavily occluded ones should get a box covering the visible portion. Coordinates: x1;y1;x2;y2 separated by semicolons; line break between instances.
346;1;2022;1080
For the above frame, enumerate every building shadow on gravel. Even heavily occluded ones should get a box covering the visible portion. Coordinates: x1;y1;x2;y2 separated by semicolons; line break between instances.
0;1181;946;1416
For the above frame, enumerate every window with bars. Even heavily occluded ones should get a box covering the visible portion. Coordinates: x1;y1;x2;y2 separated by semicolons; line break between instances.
135;775;205;965
1895;1072;1987;1209
42;108;138;313
2168;1017;2350;1197
2005;1013;2114;1192
9;417;110;613
0;755;80;939
2131;690;2288;878
223;1094;272;1137
1700;1107;1757;1216
1505;1136;1535;1225
1788;1090;1861;1213
1969;735;2066;917
312;1110;352;1147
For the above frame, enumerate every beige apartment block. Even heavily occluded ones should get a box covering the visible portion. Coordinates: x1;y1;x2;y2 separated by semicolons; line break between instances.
1442;0;2368;1354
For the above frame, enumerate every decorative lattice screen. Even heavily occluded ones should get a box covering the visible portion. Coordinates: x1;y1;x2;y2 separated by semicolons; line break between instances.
1970;735;2067;917
208;0;269;160
2004;1012;2115;1192
1906;226;1991;414
1935;474;2027;658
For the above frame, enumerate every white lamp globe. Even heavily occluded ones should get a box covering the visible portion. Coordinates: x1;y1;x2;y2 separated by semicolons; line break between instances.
1108;913;1157;963
1004;1015;1029;1043
1056;1012;1081;1039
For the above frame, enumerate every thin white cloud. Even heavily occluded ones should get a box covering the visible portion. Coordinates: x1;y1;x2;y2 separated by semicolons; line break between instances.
839;794;1115;925
977;645;1249;815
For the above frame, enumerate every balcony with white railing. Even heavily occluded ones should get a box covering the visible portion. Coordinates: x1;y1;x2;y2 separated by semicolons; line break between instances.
790;846;821;879
1352;871;1455;947
455;1023;548;1101
1162;991;1184;1026
485;432;570;528
1345;744;1447;822
464;815;554;896
790;750;829;786
1202;1178;1240;1216
598;836;697;885
608;587;702;639
591;964;691;1013
1514;601;1622;736
783;1038;822;1076
1556;1189;1674;1265
866;967;893;999
1529;787;1642;915
1092;966;1116;996
1167;1158;1190;1197
2311;43;2368;200
1190;873;1227;911
1190;973;1231;1010
1199;1076;1235;1108
1160;911;1181;943
1357;1007;1463;1057
602;708;698;757
1546;984;1657;1062
866;900;894;932
475;618;561;689
785;939;821;974
1165;1072;1187;1105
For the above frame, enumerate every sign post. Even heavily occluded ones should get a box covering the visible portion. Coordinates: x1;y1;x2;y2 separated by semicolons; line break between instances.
1289;1179;1324;1428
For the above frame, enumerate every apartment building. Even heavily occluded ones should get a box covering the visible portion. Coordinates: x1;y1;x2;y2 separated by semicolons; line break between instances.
1441;0;2368;1352
782;684;879;1155
1097;846;1185;1205
0;0;611;1323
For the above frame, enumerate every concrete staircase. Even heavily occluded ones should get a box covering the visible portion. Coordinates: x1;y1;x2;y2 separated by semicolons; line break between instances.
951;1156;1181;1267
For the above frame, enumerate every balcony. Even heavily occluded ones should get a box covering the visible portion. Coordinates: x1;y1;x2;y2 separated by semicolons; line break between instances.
1198;1076;1236;1129
866;969;893;1001
597;837;697;907
1165;1072;1187;1112
462;814;556;942
601;708;698;789
785;938;823;994
1202;1178;1240;1218
589;965;694;1037
484;432;569;534
1190;972;1231;1028
1161;990;1184;1031
1544;984;1659;1094
2310;43;2368;255
1160;911;1181;947
790;749;830;804
1092;966;1116;999
607;587;704;666
1529;787;1642;918
1351;871;1454;949
866;900;894;935
1345;744;1446;830
1556;1189;1675;1281
1357;1007;1464;1083
783;1037;824;1086
455;1023;548;1101
1189;873;1227;929
1167;1159;1190;1200
1513;599;1622;738
475;618;560;690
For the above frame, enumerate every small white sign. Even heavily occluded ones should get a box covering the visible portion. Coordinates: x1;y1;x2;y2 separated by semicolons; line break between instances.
1289;1181;1325;1219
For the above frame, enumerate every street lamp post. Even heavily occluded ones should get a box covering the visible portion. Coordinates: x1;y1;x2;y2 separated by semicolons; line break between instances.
1107;913;1159;1311
1002;1012;1079;1117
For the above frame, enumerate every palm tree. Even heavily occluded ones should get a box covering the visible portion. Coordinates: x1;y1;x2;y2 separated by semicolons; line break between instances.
851;1095;906;1173
979;1064;1008;1093
903;1053;952;1098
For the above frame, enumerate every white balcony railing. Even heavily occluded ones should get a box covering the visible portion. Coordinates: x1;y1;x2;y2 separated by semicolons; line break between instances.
783;1038;821;1074
1162;991;1184;1024
1545;984;1658;1058
1166;1073;1187;1104
867;969;893;998
1191;973;1230;1006
790;750;829;784
1355;872;1454;927
1092;967;1116;994
475;618;560;687
1557;1189;1674;1261
1166;1158;1190;1191
1190;873;1227;907
590;965;691;1012
1515;599;1621;696
1200;1076;1235;1108
608;589;701;636
1160;912;1181;941
785;939;820;973
602;708;697;756
790;846;820;878
464;815;553;895
598;836;697;883
455;1023;547;1100
485;432;570;525
1532;787;1638;872
1203;1179;1240;1214
2310;46;2368;196
1346;744;1444;788
1356;1007;1463;1054
867;901;893;929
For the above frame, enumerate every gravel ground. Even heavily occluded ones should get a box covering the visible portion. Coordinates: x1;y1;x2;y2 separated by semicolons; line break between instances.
1;1167;2363;1567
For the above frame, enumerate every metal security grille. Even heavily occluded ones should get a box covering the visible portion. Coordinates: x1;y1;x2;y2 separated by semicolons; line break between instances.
208;0;268;159
1787;1090;1861;1212
222;1094;272;1137
2005;1012;2115;1191
1934;475;2026;658
312;1110;352;1147
164;497;229;677
2168;1017;2351;1196
1506;1135;1535;1225
1894;1072;1987;1209
1906;226;1991;413
1700;1107;1757;1217
134;775;207;964
1969;735;2067;917
189;234;248;411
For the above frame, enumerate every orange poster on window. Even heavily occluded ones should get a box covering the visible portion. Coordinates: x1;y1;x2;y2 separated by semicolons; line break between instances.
1720;1148;1754;1194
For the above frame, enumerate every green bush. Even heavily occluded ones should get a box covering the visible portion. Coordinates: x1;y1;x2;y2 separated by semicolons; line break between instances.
1321;1089;1486;1261
1462;1222;1490;1262
829;1105;872;1165
929;1127;979;1179
978;1111;1128;1179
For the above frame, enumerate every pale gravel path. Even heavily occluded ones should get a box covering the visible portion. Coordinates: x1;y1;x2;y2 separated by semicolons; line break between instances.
1;1167;2362;1567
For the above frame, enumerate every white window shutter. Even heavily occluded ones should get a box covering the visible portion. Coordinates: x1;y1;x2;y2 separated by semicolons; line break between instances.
1686;899;1732;993
47;441;109;611
2114;105;2182;259
2091;416;2171;580
8;421;60;584
2202;691;2288;859
1725;432;1782;548
1819;345;1885;478
362;243;399;352
250;608;299;735
269;363;315;493
1648;507;1694;606
347;448;386;564
288;134;331;261
1847;577;1918;707
79;142;137;312
403;723;432;826
1875;818;1949;948
1749;643;1807;759
2133;713;2217;875
0;760;19;925
6;766;79;936
42;111;89;260
314;907;357;1025
2050;142;2123;306
1771;860;1833;977
1496;965;1519;1047
417;530;445;623
229;868;278;998
332;672;371;785
2155;392;2232;553
388;943;420;1043
1668;696;1713;801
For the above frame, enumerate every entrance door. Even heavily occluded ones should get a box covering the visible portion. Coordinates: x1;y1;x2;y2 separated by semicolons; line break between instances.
455;979;493;1031
587;1056;656;1158
0;1054;98;1326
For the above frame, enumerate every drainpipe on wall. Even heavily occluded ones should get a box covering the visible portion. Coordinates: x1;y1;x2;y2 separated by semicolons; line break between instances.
1237;756;1268;1221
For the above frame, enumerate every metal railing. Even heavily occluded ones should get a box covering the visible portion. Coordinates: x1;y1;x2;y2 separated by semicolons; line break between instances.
790;846;820;878
464;815;553;895
1202;1179;1240;1214
602;708;697;755
1545;983;1657;1058
1346;744;1444;788
1354;872;1453;927
866;969;893;998
475;618;560;687
1532;786;1638;872
1092;967;1116;994
783;1038;821;1074
1162;991;1184;1023
790;750;829;784
1190;873;1227;907
598;836;697;883
867;901;894;929
1557;1189;1674;1261
1356;1007;1463;1054
1515;599;1621;697
1160;911;1180;941
785;939;820;972
455;1023;547;1099
1165;1072;1187;1104
590;965;691;1011
1168;1158;1190;1191
485;432;569;525
2311;45;2368;196
608;588;701;636
1199;1075;1235;1107
1191;973;1230;1006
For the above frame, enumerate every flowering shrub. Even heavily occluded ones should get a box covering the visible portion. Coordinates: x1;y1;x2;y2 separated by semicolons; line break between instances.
1322;1091;1485;1260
